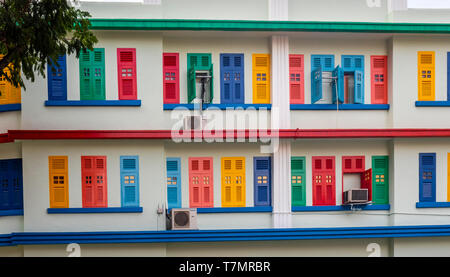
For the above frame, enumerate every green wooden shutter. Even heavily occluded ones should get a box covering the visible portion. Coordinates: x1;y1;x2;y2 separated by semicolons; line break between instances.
92;49;105;100
291;156;306;206
372;156;389;205
80;50;92;100
80;48;105;100
187;53;213;103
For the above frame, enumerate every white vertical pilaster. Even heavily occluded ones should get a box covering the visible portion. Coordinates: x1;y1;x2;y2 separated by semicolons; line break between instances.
270;15;291;227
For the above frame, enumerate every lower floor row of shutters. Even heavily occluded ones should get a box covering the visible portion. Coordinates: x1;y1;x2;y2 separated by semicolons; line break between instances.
167;155;390;209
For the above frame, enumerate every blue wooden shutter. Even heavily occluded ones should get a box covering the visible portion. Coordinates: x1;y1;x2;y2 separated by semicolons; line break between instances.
48;55;67;101
254;157;271;206
11;159;23;210
419;153;436;202
220;54;233;104
323;55;335;71
0;160;10;210
167;158;181;209
354;70;364;104
221;54;244;104
311;68;322;104
332;65;344;104
233;54;244;103
120;156;139;207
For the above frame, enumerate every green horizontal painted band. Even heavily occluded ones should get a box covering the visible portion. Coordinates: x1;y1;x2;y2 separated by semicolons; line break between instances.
89;19;450;34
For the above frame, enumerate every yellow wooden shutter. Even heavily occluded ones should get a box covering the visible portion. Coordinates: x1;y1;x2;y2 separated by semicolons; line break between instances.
252;54;270;104
49;156;69;208
418;51;435;101
0;56;21;104
221;157;245;207
0;55;9;105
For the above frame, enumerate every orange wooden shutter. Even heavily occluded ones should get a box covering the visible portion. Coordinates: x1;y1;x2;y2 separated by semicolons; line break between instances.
49;156;69;208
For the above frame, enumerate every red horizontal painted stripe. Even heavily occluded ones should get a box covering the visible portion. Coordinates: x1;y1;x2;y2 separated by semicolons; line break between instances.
3;129;450;142
0;133;13;143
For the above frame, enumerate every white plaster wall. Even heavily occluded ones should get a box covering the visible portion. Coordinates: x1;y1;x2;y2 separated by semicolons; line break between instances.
290;139;391;228
0;246;23;257
21;238;390;257
391;138;450;226
164;34;270;106
392;35;450;128
392;237;450;257
0;142;21;159
290;35;390;129
0;111;20;133
289;0;389;22
392;9;450;23
79;0;268;20
22;31;164;130
21;140;166;232
165;142;266;209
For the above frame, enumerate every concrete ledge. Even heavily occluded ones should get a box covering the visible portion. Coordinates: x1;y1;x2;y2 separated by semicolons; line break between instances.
0;209;23;216
0;104;21;112
290;104;390;110
163;103;272;110
292;204;390;212
416;202;450;208
47;207;143;214
45;100;141;106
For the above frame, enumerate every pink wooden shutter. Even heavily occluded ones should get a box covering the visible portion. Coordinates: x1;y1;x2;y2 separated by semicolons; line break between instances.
163;53;180;104
117;48;137;100
371;55;387;104
82;156;95;208
289;54;304;104
189;157;213;208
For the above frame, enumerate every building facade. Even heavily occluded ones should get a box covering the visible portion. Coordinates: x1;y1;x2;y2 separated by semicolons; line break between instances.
2;0;450;256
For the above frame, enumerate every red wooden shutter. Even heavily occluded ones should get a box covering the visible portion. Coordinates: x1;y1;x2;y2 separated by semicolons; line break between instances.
312;156;335;206
342;156;365;173
189;157;213;208
371;55;387;104
117;48;137;100
361;168;372;201
163;53;180;104
82;156;107;208
289;54;304;104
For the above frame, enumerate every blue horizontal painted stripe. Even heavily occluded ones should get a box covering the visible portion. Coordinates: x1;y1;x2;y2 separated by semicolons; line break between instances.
197;207;273;213
163;104;272;110
45;100;141;106
416;202;450;208
292;204;390;212
5;224;450;246
415;101;450;107
290;104;390;110
0;104;21;112
47;207;143;214
0;209;24;216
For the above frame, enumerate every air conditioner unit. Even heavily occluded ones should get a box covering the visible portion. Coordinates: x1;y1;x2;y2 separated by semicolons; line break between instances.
183;115;203;130
343;189;369;204
171;208;198;230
